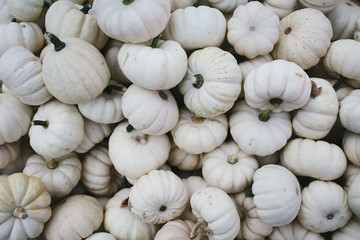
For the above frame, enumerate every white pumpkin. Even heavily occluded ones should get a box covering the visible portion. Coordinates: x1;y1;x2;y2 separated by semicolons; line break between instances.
45;0;108;49
44;195;103;240
104;188;156;240
332;217;360;240
227;1;280;59
244;59;311;113
238;54;273;83
95;0;171;43
108;121;170;179
85;232;116;240
348;174;360;219
179;46;242;118
74;118;112;154
81;145;126;196
42;33;110;104
118;38;187;90
298;0;338;13
0;172;51;240
121;84;179;135
263;0;297;19
170;0;197;12
292;78;339;139
0;20;44;56
0;141;19;169
78;80;126;124
355;17;360;41
171;107;228;154
342;130;360;167
0;0;11;24
168;140;204;171
190;187;240;240
343;164;360;192
339;89;360;133
0;93;32;145
28;99;85;159
229;100;292;156
202;140;259;193
298;180;352;233
0;46;52;106
280;138;347;180
128;170;189;224
268;219;325;240
207;0;247;13
272;8;333;70
22;152;82;198
252;164;301;226
6;0;44;22
233;191;273;240
255;151;280;167
162;6;226;51
155;219;195;240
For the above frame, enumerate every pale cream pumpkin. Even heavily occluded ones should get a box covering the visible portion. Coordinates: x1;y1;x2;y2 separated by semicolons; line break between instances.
44;194;103;240
263;0;297;19
348;174;360;219
332;217;360;240
95;0;171;43
0;141;19;169
0;20;44;56
272;8;333;70
121;84;179;135
118;38;187;90
78;81;126;124
104;188;156;240
227;1;280;59
343;164;360;192
0;172;52;240
155;219;195;240
0;46;52;106
167;140;204;171
292;78;339;139
6;0;44;22
0;0;11;24
339;89;360;133
45;0;108;49
244;59;311;113
171;107;228;154
22;152;82;198
342;130;360;167
298;0;338;13
207;0;247;13
238;54;273;83
0;93;33;145
81;145;126;196
298;180;352;233
85;232;117;240
252;164;301;226
108;121;170;179
129;170;189;224
179;46;242;118
42;33;110;104
202;140;259;193
28;99;85;159
229;100;292;156
190;186;240;240
170;0;197;12
280;138;347;180
233;191;273;240
162;6;226;51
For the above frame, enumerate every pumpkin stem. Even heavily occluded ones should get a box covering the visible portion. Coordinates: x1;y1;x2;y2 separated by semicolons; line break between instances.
120;197;129;208
269;98;283;110
227;154;238;164
123;0;135;5
190;219;212;240
332;75;346;91
258;109;272;122
192;74;204;89
311;80;322;98
239;209;247;221
245;191;254;197
44;32;66;52
80;4;92;14
159;91;168;100
126;124;134;132
135;134;147;144
33;120;49;129
284;27;292;35
11;18;17;22
13;207;28;219
151;35;162;48
104;84;127;94
192;115;205;124
47;159;58;169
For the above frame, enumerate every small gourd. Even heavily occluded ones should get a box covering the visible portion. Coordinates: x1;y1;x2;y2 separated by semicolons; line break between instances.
5;0;44;22
332;217;360;240
168;140;204;171
0;141;20;169
348;174;360;219
297;0;338;14
339;89;360;133
263;0;297;19
342;130;360;167
155;219;195;240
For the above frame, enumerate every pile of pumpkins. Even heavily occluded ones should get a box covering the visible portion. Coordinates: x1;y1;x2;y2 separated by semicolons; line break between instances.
0;0;360;239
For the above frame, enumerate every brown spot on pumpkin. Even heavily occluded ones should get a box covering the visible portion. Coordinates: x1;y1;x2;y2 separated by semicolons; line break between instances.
296;188;300;196
285;27;292;35
327;213;334;220
295;73;303;78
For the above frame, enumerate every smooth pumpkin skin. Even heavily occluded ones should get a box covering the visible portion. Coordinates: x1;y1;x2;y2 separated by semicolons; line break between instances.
348;174;360;219
298;0;338;14
339;89;360;133
0;141;20;169
155;219;195;240
342;130;360;167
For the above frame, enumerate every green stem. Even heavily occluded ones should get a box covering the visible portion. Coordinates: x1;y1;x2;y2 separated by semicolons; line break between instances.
126;124;134;132
192;74;204;89
245;191;254;197
33;120;49;129
333;75;346;91
258;109;272;122
11;18;17;22
151;35;161;48
44;32;66;52
103;85;127;94
80;4;92;14
269;98;283;110
192;115;205;124
123;0;135;5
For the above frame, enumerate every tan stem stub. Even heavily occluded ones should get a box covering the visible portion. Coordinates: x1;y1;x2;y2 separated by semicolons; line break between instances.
192;115;205;124
47;159;58;169
227;154;238;164
311;81;322;98
120;197;129;208
159;91;168;101
190;219;213;240
135;134;147;144
13;207;28;219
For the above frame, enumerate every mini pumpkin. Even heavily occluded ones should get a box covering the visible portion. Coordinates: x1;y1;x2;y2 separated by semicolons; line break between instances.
339;89;360;133
298;0;338;13
263;0;297;19
0;141;20;169
167;140;204;171
342;130;360;167
6;0;44;22
155;219;195;240
348;174;360;219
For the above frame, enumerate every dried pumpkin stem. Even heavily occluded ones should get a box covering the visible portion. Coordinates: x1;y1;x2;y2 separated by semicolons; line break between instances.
192;115;205;124
33;120;49;129
47;159;58;169
120;197;129;208
239;209;247;221
151;35;162;48
104;85;127;94
44;32;66;52
123;0;135;5
227;154;238;164
190;219;212;240
13;207;28;219
80;4;92;14
136;133;147;144
332;75;346;91
159;91;168;100
192;74;204;89
311;80;322;98
11;18;17;22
